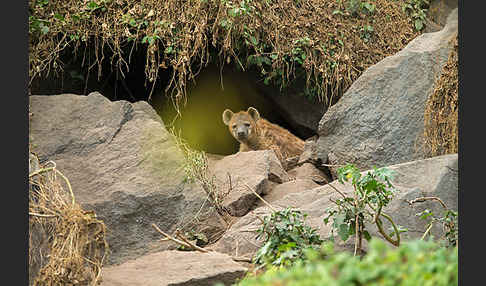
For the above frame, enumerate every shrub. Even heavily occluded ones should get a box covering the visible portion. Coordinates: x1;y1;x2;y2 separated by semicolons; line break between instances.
324;164;405;255
254;207;323;268
237;239;458;286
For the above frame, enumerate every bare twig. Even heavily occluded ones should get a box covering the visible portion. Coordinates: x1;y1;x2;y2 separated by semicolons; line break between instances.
29;161;76;205
151;223;192;249
244;183;277;212
407;196;448;209
325;179;352;203
231;256;253;263
320;163;345;168
175;230;209;253
421;223;434;240
29;212;57;218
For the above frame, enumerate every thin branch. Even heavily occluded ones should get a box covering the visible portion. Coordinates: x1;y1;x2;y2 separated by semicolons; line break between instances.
421;223;434;240
354;214;359;256
151;223;193;249
55;169;76;205
375;211;400;247
175;230;209;253
244;183;277;212
231;256;253;263
325;180;352;204
407;196;448;209
29;212;58;218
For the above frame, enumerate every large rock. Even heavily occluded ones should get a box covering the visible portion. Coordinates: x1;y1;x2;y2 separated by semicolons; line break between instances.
288;162;331;184
209;154;458;258
314;9;458;175
29;92;224;265
100;250;247;286
257;178;320;207
211;150;290;217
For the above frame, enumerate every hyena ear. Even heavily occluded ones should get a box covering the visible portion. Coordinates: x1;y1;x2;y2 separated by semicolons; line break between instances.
247;107;260;121
222;109;234;125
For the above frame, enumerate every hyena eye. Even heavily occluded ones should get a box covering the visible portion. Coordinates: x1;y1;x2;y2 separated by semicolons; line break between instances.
232;125;237;129
244;123;250;127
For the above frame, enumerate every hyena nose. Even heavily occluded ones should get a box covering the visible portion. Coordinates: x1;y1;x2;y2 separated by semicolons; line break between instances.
237;131;245;137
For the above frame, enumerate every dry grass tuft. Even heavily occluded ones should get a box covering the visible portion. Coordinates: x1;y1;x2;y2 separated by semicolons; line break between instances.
29;0;419;109
422;33;458;157
29;161;108;286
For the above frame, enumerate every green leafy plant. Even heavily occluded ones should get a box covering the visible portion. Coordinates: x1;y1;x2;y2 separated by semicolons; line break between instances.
346;0;376;16
361;1;376;14
360;24;374;42
324;164;404;255
403;0;430;31
237;239;458;286
409;196;458;247
254;207;323;268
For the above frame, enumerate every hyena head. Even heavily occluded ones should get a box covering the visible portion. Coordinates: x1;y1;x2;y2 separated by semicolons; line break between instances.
222;107;260;143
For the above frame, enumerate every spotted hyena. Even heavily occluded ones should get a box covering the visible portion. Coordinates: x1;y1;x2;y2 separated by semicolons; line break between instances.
222;107;304;168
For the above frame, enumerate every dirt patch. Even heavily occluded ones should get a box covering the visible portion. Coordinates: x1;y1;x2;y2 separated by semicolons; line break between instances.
29;0;420;107
422;34;458;157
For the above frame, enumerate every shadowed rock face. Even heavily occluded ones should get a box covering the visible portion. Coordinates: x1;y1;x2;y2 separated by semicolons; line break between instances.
100;250;247;286
313;9;458;174
29;92;225;265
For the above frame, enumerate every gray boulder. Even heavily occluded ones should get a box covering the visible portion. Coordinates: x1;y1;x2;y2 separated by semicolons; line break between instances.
29;92;224;265
257;178;321;207
209;154;458;258
314;9;458;175
100;250;247;286
211;150;290;217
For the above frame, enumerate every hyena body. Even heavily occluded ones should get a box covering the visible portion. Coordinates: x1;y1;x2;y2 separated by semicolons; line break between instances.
222;107;304;168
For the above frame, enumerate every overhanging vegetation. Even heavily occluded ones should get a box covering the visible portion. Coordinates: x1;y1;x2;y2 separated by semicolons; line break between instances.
29;0;421;108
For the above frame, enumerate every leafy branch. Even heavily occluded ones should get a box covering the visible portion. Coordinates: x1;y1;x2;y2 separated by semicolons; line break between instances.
324;164;404;255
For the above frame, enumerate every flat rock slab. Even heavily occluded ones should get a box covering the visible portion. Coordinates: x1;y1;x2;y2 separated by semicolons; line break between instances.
258;178;320;207
288;162;331;184
100;250;247;286
211;150;289;217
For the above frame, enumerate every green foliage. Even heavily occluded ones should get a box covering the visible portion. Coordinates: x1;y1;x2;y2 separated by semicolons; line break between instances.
417;208;458;247
237;239;458;286
29;0;419;106
360;24;374;42
346;0;376;16
254;208;323;268
403;0;430;31
324;164;403;253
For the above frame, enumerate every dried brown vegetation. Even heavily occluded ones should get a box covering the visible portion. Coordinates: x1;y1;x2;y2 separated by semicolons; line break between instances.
29;161;108;286
422;34;458;157
29;0;419;108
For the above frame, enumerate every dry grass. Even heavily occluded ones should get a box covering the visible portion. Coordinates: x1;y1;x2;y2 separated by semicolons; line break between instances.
422;33;458;157
29;0;419;109
29;161;108;286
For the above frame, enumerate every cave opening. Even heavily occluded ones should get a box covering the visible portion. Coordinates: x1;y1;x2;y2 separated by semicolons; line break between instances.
30;43;315;156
